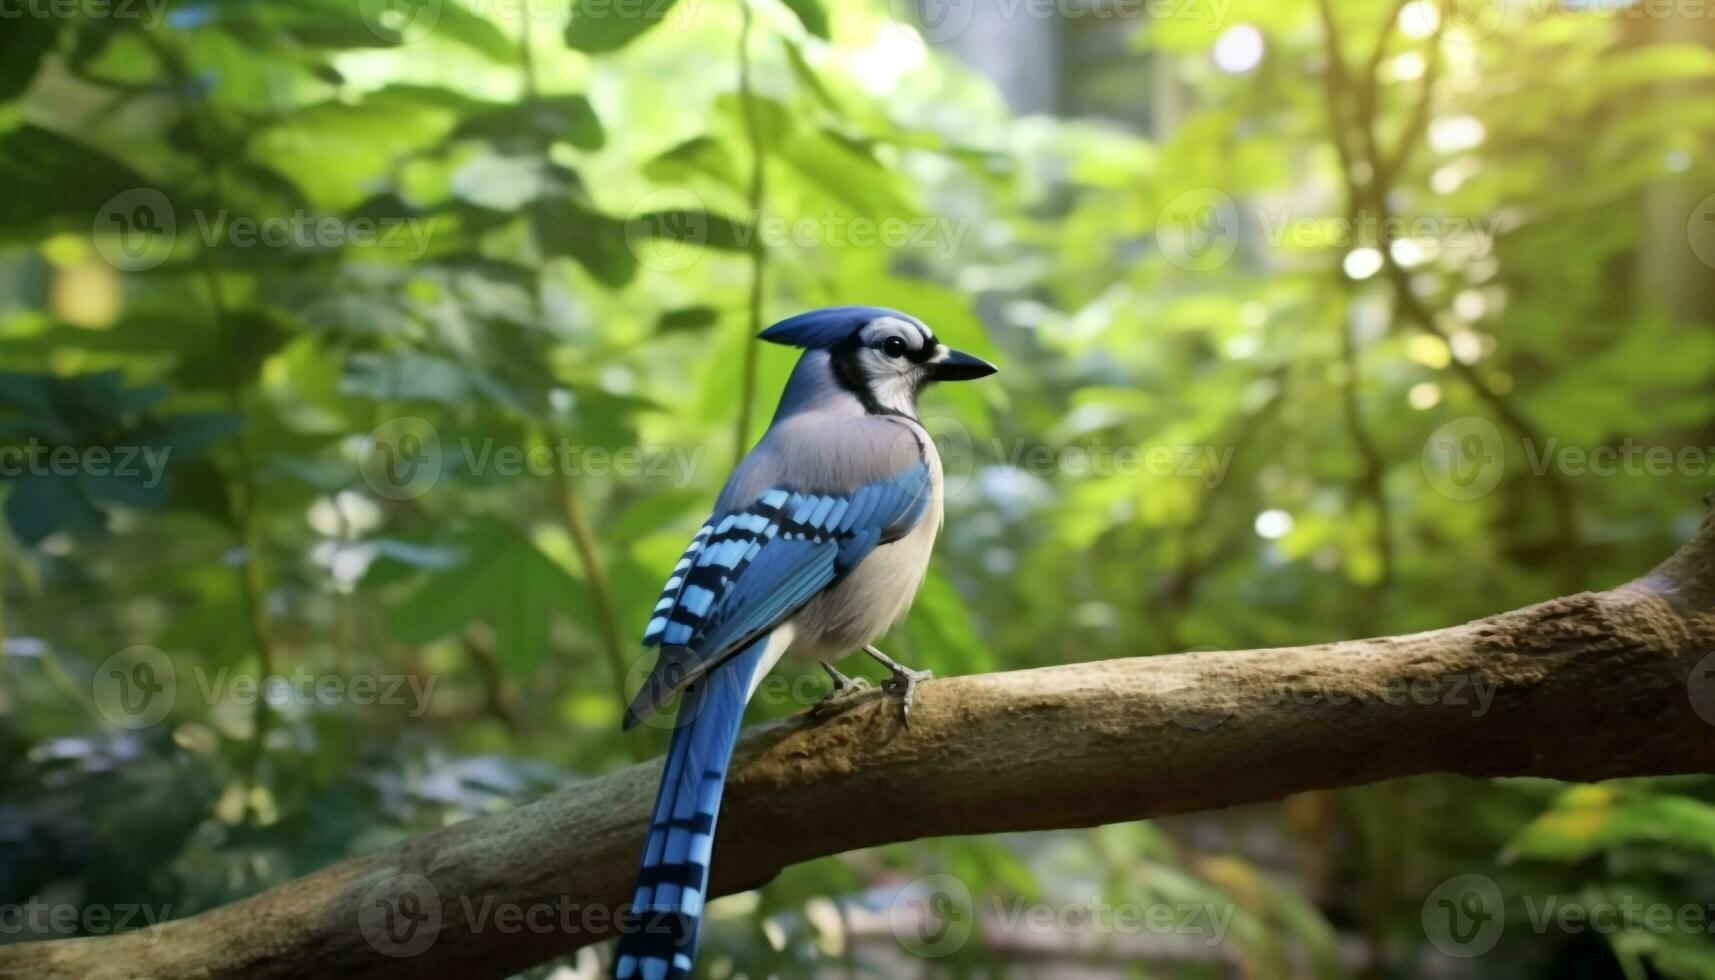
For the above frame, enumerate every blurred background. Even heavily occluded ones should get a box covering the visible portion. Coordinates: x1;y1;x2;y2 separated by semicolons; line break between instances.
3;0;1715;976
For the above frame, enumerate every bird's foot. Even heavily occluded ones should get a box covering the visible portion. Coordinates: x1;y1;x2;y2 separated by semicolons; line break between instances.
864;645;933;728
811;661;872;718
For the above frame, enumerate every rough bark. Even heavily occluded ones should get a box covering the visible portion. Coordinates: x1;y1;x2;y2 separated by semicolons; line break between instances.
8;507;1715;980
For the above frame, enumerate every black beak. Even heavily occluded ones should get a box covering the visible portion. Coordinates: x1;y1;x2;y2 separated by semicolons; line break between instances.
930;347;997;382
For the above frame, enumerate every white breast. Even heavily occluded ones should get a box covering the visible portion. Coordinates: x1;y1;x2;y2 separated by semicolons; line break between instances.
784;417;943;663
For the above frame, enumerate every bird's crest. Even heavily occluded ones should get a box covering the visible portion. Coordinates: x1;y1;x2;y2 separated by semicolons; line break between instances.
758;305;928;349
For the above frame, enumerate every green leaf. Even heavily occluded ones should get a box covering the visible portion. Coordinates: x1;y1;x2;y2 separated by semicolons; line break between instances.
3;472;104;545
777;0;829;39
388;516;590;671
0;17;57;101
625;209;752;251
655;306;721;334
248;92;462;211
644;136;746;192
564;0;682;53
340;350;531;411
1506;787;1715;864
0;126;159;240
535;198;638;288
415;0;518;61
176;310;293;391
783;39;841;114
454;95;605;151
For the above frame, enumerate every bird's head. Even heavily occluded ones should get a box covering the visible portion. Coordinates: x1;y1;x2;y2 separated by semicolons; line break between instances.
760;305;997;417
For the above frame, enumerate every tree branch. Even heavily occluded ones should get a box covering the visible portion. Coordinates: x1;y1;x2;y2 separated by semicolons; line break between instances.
9;504;1715;980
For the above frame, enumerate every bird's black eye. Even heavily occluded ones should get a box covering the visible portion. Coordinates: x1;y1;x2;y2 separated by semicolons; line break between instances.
882;336;908;358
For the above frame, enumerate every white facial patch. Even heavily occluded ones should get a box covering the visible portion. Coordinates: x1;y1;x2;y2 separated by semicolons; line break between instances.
840;314;940;417
869;372;919;415
861;316;931;352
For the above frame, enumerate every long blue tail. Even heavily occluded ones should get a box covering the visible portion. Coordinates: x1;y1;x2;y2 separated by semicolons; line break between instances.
614;637;769;980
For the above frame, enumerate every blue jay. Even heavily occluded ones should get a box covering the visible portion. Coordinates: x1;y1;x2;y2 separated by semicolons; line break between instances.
612;306;996;980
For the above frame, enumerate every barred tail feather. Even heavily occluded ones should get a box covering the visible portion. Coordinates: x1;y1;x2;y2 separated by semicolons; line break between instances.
614;636;770;980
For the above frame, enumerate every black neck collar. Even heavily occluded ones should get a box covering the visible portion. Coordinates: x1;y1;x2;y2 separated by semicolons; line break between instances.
827;339;915;420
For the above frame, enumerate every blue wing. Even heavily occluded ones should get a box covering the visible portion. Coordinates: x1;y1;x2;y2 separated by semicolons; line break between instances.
623;460;932;729
640;524;713;647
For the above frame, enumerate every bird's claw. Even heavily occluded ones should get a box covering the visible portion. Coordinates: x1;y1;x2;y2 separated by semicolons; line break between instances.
811;662;872;718
880;665;933;727
810;650;933;727
864;645;932;728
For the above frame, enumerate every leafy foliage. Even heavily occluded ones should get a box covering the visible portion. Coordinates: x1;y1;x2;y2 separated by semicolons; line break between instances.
2;0;1714;977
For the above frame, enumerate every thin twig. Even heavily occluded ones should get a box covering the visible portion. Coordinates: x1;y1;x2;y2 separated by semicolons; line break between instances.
513;17;647;760
1378;0;1447;190
1336;295;1395;594
1315;0;1396;599
1317;0;1580;593
461;633;522;733
732;0;768;465
147;31;280;791
549;466;636;719
0;523;7;667
1155;367;1288;644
